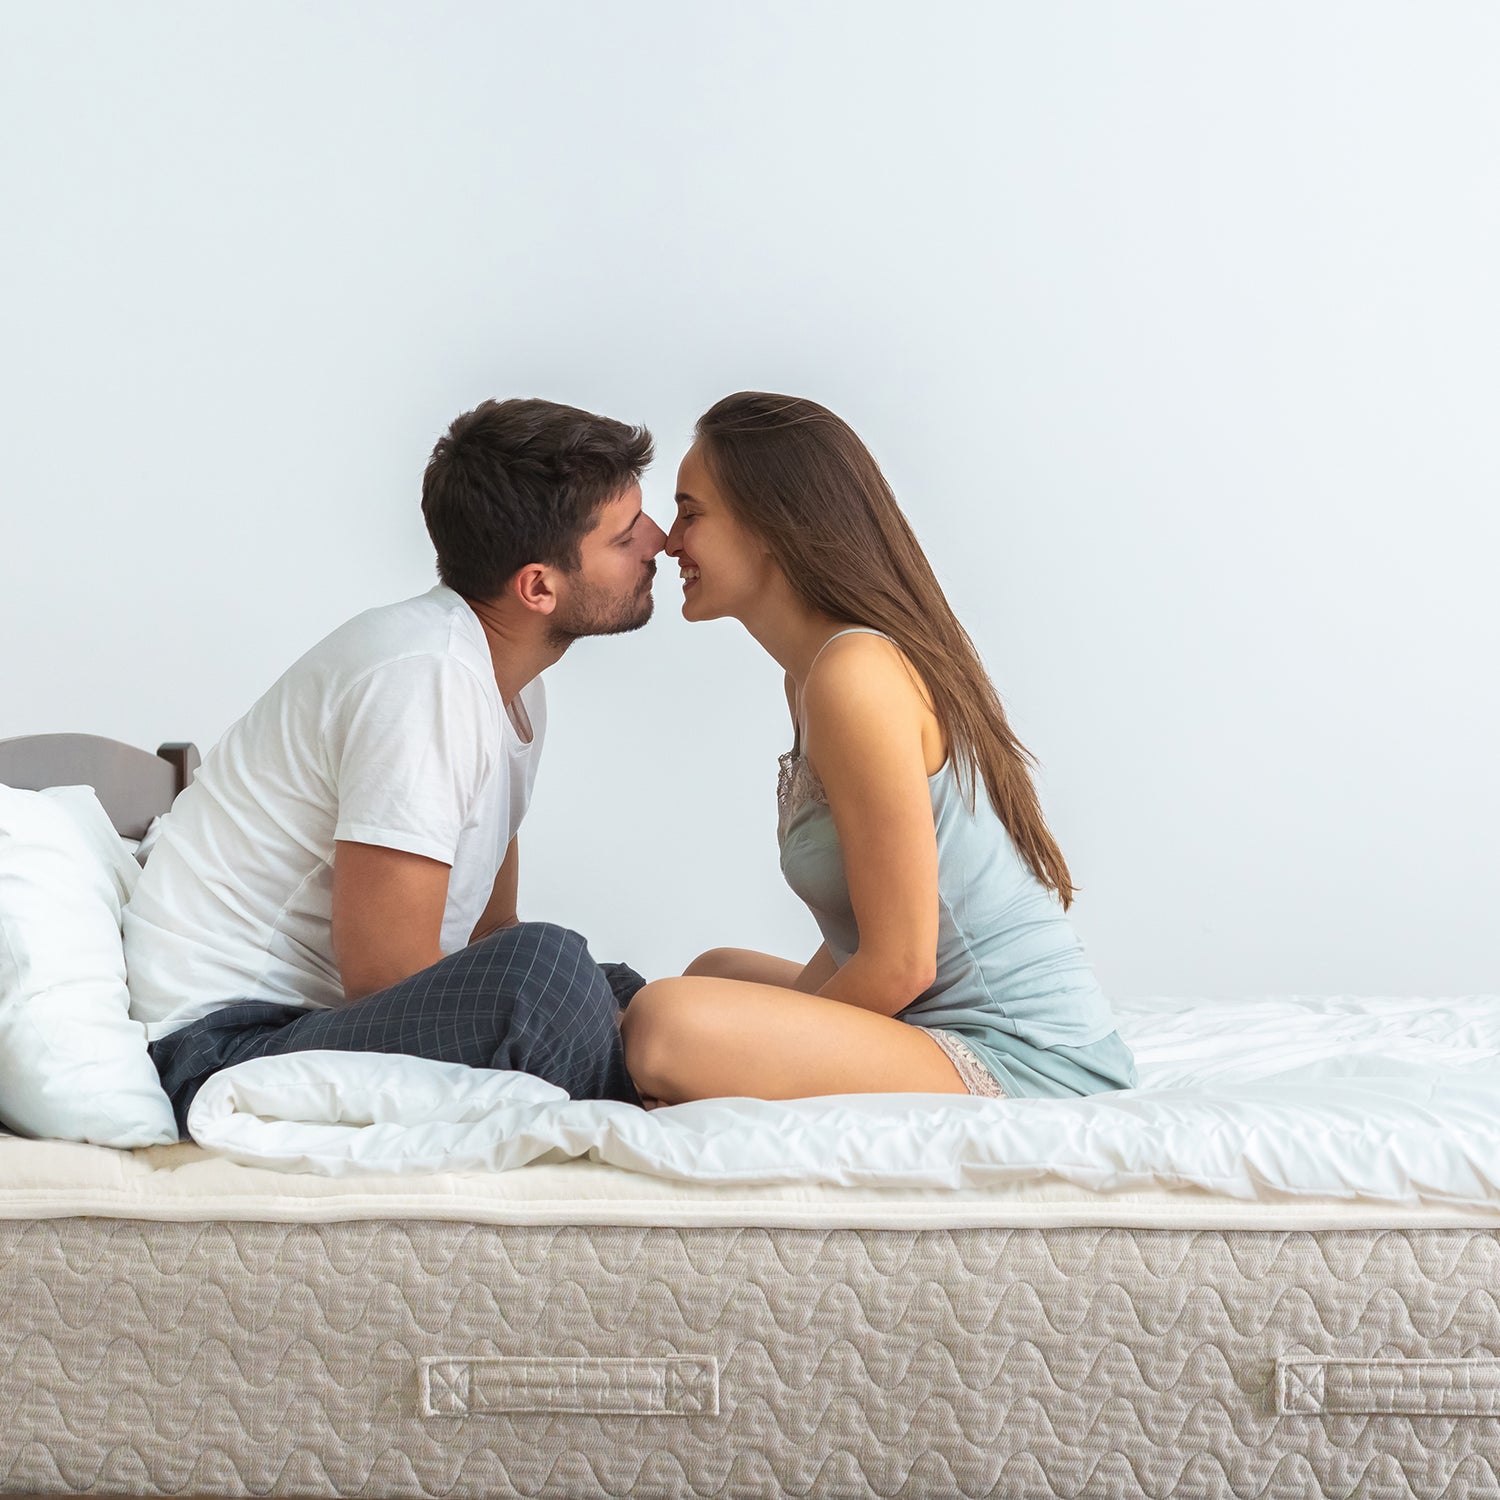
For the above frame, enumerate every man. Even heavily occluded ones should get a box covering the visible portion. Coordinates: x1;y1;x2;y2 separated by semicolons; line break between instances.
124;398;669;1135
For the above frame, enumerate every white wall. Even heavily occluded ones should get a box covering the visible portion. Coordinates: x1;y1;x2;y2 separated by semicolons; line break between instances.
2;1;1495;998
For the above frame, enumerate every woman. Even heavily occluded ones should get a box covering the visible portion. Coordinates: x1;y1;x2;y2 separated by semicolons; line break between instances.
620;392;1137;1109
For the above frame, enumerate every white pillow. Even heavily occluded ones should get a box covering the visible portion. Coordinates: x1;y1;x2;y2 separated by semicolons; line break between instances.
0;783;178;1146
134;813;166;866
38;785;143;904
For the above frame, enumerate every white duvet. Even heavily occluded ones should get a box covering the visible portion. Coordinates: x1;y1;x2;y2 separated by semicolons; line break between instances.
187;992;1500;1208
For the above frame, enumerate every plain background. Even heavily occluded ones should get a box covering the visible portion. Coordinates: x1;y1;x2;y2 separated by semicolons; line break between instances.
1;2;1494;999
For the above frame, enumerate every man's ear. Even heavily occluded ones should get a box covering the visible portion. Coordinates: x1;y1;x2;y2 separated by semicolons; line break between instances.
513;563;558;616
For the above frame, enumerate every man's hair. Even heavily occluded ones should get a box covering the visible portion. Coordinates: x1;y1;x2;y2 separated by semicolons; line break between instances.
421;398;654;599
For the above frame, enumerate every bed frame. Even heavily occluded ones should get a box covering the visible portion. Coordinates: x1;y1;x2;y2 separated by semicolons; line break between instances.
0;734;199;836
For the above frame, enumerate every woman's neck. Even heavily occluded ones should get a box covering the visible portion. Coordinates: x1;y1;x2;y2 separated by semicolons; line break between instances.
739;582;861;694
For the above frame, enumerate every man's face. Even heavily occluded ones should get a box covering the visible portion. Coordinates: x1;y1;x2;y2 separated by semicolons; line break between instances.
548;483;668;645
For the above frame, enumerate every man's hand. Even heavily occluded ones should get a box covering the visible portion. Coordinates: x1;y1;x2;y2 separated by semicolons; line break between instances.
330;841;450;1004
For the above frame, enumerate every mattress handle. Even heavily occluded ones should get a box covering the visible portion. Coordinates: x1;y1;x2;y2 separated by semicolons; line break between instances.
1277;1356;1500;1417
420;1355;720;1418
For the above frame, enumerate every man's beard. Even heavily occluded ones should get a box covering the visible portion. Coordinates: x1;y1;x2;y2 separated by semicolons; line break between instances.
546;573;654;649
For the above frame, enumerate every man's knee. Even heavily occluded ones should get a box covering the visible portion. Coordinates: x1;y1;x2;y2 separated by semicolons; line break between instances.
471;921;593;977
529;923;601;997
481;923;634;1101
475;921;613;1024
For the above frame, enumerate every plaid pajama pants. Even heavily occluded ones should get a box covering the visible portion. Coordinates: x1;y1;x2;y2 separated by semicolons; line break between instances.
148;922;648;1138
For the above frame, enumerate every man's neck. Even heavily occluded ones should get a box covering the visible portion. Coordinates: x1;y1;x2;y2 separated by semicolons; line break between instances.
460;594;568;709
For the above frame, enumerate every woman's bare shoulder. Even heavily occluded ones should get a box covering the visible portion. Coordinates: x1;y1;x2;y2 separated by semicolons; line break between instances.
802;634;939;767
806;632;936;715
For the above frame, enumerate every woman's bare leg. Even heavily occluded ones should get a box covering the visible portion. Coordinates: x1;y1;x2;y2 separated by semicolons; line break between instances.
682;947;805;986
685;942;839;995
634;952;806;1109
620;974;967;1105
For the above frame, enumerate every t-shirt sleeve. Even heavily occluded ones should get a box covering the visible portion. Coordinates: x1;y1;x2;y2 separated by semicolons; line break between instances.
325;654;499;865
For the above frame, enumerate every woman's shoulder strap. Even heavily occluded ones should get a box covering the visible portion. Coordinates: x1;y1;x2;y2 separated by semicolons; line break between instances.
807;626;890;672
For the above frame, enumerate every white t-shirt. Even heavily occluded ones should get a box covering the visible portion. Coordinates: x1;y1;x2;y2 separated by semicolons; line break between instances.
124;585;546;1040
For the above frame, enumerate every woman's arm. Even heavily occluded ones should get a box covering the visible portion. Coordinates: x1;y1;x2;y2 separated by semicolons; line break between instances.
801;638;940;1016
792;941;838;993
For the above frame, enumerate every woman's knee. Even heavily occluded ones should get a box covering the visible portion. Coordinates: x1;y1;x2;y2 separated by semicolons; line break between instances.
682;947;736;979
619;980;700;1097
681;947;802;987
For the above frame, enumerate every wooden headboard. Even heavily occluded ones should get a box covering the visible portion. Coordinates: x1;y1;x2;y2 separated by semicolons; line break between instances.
0;735;200;838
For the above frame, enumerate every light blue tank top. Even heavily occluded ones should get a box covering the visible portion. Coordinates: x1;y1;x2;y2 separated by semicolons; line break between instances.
777;628;1137;1099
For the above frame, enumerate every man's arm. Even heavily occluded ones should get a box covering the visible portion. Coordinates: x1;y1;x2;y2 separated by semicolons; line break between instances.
468;836;520;945
330;841;450;1004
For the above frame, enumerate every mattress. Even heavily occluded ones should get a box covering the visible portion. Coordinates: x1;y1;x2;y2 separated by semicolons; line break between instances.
3;1136;1499;1499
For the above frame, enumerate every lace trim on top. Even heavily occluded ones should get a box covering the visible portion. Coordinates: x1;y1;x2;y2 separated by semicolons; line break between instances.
777;750;828;841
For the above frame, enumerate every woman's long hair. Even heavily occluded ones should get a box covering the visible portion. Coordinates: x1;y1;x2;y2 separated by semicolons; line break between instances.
696;391;1078;909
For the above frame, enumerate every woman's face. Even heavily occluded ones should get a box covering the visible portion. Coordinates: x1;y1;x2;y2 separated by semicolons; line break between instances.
666;441;771;621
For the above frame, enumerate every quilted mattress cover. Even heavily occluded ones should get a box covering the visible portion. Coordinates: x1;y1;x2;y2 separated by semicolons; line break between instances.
3;1138;1499;1499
